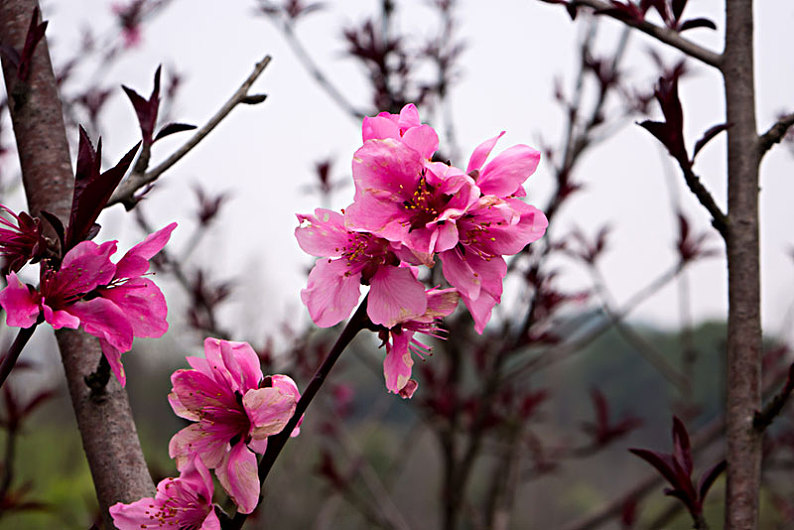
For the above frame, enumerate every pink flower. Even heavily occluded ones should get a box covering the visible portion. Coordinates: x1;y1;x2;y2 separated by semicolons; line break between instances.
379;288;459;398
109;456;220;530
0;205;44;273
295;208;427;328
346;139;479;254
168;338;299;514
436;135;548;333
362;103;439;159
465;132;541;199
0;223;176;385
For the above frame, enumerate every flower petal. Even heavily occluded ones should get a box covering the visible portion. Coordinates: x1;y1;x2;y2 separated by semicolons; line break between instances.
215;442;260;514
295;209;349;257
367;266;427;328
301;258;362;327
114;222;177;279
0;272;40;328
99;278;168;338
244;387;297;441
477;144;540;197
466;131;505;174
383;330;414;394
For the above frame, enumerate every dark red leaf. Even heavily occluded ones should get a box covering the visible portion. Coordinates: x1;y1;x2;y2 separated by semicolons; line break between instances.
672;416;693;476
17;8;48;82
65;128;141;250
697;459;726;500
671;0;687;22
153;122;197;143
692;123;731;160
679;17;717;32
38;210;64;251
629;448;680;487
122;66;161;145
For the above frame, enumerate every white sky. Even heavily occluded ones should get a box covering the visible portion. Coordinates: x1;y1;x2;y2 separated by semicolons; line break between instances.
14;1;794;345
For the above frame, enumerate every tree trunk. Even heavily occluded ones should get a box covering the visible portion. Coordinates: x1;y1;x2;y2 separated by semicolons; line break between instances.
722;0;762;528
0;2;155;527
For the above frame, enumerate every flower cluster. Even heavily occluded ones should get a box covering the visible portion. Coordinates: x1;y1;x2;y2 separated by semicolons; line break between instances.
296;104;548;397
111;338;301;525
0;207;175;386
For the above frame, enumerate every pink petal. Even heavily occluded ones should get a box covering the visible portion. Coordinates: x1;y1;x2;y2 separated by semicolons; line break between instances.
362;115;400;142
271;374;302;436
114;222;177;279
169;423;229;470
397;103;421;129
480;200;548;255
295;209;350;257
168;391;199;421
109;497;158;530
58;240;117;292
383;331;414;393
216;442;260;514
401;124;439;159
217;339;263;393
66;297;134;352
367;266;427;328
243;387;297;441
462;290;499;334
301;258;362;327
99;278;168;338
439;250;506;301
0;273;40;327
170;368;235;412
477;144;541;197
398;379;419;399
42;304;81;329
99;339;126;386
466;131;505;174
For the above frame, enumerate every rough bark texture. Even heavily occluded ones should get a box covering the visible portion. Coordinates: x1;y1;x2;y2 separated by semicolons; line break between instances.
0;1;155;527
722;0;762;528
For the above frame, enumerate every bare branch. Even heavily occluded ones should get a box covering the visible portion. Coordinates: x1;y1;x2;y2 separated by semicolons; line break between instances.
280;19;366;120
758;112;794;157
679;162;728;240
107;55;273;209
568;0;723;68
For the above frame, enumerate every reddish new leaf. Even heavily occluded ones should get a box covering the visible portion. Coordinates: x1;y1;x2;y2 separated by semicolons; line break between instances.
17;8;48;82
153;122;197;142
679;17;717;32
697;460;726;500
122;65;161;145
65;127;140;250
692;123;731;160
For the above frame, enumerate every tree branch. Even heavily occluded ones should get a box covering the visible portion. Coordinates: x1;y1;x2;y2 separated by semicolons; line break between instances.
757;112;794;157
679;162;729;240
0;3;155;525
107;55;272;209
567;0;723;68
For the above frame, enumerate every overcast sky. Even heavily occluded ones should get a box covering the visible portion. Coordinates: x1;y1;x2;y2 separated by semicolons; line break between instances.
14;1;794;347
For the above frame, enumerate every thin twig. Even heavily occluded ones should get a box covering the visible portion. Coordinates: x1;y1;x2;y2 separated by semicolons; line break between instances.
565;0;723;68
678;162;728;240
227;298;371;530
280;19;366;120
107;55;273;209
0;324;37;389
753;363;794;432
758;112;794;157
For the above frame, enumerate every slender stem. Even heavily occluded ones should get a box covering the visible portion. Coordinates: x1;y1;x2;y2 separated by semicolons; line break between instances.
107;55;273;209
226;297;371;529
0;324;37;389
564;0;723;68
722;0;762;527
758;112;794;157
